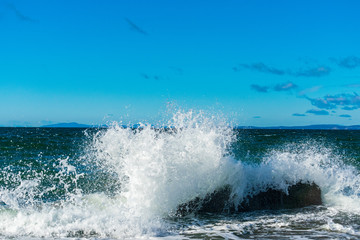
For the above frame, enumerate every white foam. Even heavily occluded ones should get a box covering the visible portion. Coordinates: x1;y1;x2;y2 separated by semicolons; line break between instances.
0;110;360;239
257;142;360;211
0;111;241;238
90;110;239;219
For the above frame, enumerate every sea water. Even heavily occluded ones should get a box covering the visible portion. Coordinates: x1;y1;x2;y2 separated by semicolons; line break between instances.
0;111;360;239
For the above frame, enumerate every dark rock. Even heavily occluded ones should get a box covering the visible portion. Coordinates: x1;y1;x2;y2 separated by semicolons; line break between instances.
176;186;232;216
237;182;322;211
176;182;322;216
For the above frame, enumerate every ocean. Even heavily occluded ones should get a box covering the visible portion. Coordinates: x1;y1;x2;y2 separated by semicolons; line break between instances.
1;112;360;239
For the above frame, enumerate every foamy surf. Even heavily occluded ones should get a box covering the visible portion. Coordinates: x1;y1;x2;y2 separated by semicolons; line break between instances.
0;111;360;239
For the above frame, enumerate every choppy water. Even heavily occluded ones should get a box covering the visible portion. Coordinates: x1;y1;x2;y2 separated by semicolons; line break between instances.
0;111;360;239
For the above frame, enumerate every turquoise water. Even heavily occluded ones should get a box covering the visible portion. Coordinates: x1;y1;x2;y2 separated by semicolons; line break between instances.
1;113;360;239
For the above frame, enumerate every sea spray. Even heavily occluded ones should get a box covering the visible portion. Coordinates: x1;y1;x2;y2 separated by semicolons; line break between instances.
0;111;242;238
89;110;239;219
258;142;360;211
0;112;360;239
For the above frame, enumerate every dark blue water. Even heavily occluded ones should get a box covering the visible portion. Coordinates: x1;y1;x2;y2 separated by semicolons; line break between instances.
0;120;360;239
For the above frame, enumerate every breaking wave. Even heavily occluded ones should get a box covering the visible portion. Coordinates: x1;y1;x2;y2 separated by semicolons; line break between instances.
0;111;359;239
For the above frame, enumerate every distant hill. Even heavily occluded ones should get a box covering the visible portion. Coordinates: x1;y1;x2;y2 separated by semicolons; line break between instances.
41;122;92;128
235;124;360;130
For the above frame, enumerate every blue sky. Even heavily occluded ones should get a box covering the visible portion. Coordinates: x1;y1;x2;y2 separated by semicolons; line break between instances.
1;0;360;127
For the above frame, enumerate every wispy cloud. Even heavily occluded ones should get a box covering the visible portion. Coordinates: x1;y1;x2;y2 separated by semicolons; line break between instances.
273;82;298;91
235;62;331;78
342;106;358;111
292;113;306;117
125;18;148;35
306;92;360;110
5;2;37;22
298;86;322;96
339;114;351;118
306;109;329;115
331;56;360;69
237;63;286;75
236;56;360;78
251;84;269;93
306;96;337;110
251;82;298;93
291;66;331;77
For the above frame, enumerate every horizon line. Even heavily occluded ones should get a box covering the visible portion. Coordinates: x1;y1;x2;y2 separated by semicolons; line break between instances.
1;122;360;130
